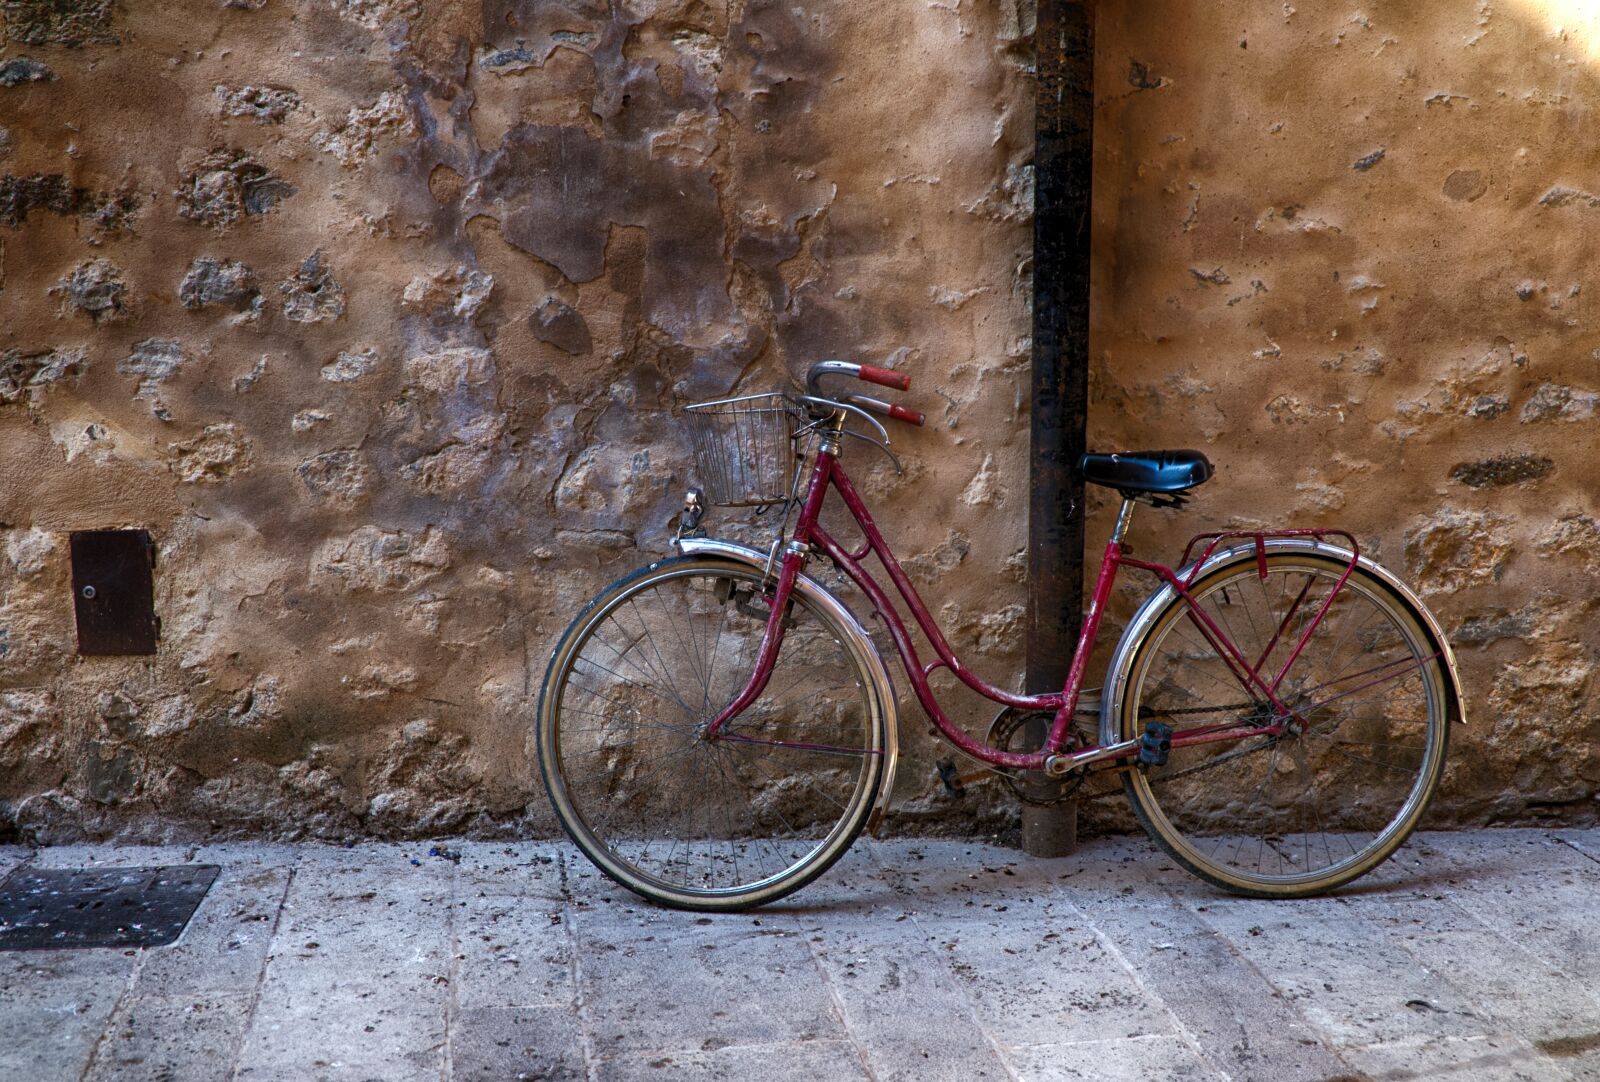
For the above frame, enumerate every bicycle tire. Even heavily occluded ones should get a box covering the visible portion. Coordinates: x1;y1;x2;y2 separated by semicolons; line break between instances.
1117;551;1450;897
536;556;886;911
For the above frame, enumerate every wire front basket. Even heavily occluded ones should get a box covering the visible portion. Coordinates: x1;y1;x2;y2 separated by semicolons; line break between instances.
683;392;802;507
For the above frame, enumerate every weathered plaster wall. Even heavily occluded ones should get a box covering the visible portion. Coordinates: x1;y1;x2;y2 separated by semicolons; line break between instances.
0;0;1592;843
0;0;1036;841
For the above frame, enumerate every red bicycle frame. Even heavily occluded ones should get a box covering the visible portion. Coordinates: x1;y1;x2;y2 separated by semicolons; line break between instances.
704;445;1397;773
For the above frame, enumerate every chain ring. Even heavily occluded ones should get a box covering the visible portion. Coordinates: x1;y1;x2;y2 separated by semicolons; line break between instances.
984;707;1087;807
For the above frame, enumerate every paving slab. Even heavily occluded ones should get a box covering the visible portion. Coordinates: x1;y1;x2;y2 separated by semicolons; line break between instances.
232;852;452;1082
569;902;846;1059
913;910;1179;1048
595;1039;867;1081
1009;1035;1225;1081
799;920;1014;1081
1192;900;1488;1050
1336;1034;1570;1082
452;840;570;901
1084;898;1354;1082
454;889;574;1010
84;991;253;1082
0;948;138;1082
451;1004;586;1081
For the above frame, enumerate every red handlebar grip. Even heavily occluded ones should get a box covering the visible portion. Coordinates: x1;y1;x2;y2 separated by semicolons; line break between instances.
889;404;925;427
858;365;911;391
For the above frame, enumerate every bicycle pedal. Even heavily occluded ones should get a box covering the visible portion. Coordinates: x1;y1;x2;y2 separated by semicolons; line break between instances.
935;758;964;796
1138;721;1174;767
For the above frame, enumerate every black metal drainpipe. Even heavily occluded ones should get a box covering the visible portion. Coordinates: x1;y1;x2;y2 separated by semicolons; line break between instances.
1024;0;1094;857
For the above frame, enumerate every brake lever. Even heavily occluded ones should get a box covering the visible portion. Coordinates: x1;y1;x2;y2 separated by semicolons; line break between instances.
838;427;903;474
792;393;901;473
792;394;891;444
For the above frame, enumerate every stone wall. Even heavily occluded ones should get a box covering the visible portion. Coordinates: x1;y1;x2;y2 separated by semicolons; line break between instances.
0;0;1591;843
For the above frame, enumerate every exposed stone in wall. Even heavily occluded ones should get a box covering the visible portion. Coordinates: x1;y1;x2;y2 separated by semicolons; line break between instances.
0;174;139;235
169;423;252;483
1450;454;1553;489
116;338;186;418
179;257;261;314
0;690;60;771
1537;514;1600;575
0;346;84;405
214;84;300;124
0;56;53;85
531;298;591;356
312;90;413;168
320;348;376;383
50;258;125;322
310;526;451;595
297;449;369;505
2;0;117;46
175;149;295;230
278;251;344;322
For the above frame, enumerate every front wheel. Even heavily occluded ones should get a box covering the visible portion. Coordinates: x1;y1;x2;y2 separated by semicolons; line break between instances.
535;557;886;911
1117;552;1450;897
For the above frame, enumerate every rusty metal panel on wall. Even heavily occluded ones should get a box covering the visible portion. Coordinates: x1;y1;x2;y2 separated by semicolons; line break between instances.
69;529;159;656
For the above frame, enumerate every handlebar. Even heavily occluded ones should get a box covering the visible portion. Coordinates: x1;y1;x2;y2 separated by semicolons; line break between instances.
859;365;911;391
805;360;919;425
806;359;912;396
846;395;925;428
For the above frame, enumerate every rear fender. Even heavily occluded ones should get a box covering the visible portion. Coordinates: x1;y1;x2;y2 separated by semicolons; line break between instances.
1099;538;1466;747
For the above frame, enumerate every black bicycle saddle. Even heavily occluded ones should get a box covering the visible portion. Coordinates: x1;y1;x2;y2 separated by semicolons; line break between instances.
1078;450;1213;495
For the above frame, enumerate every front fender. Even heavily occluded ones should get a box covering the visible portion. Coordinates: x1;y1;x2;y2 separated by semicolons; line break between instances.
1099;538;1467;747
674;536;901;832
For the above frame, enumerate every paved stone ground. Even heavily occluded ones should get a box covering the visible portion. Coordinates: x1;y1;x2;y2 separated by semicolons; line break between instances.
1;828;1598;1081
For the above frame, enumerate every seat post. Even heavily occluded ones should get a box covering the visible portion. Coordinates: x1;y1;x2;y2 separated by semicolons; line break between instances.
1111;497;1137;544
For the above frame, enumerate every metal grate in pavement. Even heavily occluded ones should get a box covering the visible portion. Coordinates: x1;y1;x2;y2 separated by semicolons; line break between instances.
0;865;219;951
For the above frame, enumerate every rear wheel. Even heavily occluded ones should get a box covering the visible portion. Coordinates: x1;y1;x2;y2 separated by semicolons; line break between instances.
536;557;885;911
1118;553;1449;896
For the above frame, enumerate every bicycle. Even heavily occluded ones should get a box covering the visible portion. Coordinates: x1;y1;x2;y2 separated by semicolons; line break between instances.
535;360;1466;911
